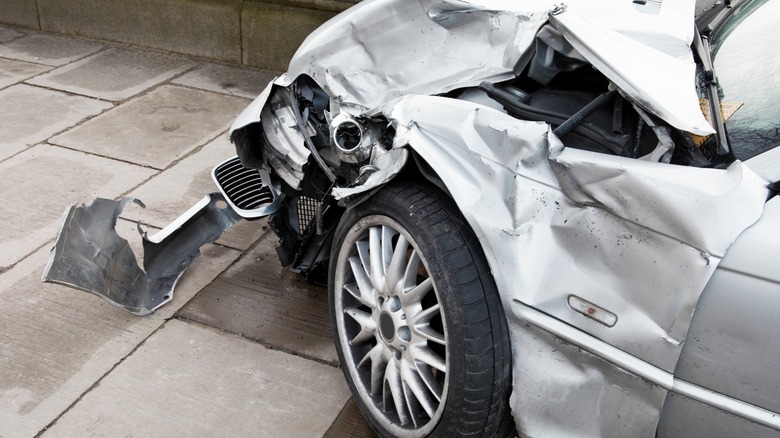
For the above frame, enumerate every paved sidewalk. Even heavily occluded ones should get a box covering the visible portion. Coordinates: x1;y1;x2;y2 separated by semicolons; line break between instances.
0;25;375;437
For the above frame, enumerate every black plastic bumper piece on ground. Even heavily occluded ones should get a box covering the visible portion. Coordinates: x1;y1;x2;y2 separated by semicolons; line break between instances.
42;193;241;315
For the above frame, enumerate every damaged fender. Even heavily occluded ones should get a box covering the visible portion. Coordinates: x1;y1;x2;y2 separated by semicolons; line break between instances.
384;94;768;436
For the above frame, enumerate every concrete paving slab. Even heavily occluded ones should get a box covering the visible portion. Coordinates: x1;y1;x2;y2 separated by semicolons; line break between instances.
172;61;277;99
41;319;351;437
122;134;268;251
324;398;378;437
0;84;112;160
0;33;103;67
0;56;51;89
178;230;338;364
27;47;195;101
50;85;249;169
0;25;25;43
0;240;240;438
0;144;156;270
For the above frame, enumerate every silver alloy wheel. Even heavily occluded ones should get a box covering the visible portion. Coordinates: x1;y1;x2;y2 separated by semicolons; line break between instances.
333;214;449;436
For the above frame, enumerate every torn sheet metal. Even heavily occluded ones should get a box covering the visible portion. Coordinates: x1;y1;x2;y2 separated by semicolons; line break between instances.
287;0;550;113
550;1;714;135
331;148;409;199
385;95;768;435
43;194;241;315
231;0;710;141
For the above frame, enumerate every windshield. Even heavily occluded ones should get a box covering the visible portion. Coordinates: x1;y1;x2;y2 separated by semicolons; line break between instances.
712;0;780;161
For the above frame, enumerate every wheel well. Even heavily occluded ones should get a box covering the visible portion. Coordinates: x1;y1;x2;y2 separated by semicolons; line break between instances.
406;150;454;200
269;146;458;286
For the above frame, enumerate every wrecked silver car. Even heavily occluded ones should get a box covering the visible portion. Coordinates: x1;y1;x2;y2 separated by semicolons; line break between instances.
45;0;780;436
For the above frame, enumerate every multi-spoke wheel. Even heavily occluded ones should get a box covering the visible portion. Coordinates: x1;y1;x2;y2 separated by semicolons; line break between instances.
329;182;513;437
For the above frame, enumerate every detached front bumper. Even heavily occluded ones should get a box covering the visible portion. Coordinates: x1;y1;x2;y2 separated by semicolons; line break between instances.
43;194;241;315
43;156;280;315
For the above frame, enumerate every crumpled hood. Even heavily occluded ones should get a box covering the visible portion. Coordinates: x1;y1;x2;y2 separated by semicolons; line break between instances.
551;1;714;135
283;0;713;135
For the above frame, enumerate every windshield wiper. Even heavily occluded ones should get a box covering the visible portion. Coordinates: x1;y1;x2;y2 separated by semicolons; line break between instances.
692;27;730;157
696;0;745;33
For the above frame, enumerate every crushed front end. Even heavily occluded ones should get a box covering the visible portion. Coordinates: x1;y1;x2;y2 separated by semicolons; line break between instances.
43;1;780;436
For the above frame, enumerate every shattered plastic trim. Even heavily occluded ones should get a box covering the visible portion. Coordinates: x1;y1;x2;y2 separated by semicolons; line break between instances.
43;194;241;315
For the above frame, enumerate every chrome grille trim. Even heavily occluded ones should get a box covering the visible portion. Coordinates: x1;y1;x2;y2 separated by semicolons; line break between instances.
212;156;282;219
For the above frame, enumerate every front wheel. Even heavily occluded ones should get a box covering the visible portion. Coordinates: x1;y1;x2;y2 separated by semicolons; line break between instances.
329;182;512;437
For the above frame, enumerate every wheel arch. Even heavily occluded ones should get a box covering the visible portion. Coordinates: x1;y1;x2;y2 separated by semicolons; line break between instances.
376;96;545;314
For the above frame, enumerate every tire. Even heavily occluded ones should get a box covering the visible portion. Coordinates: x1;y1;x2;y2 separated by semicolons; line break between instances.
329;182;513;437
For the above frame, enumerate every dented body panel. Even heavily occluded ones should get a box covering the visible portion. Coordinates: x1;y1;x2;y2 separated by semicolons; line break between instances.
385;96;771;435
387;95;766;368
232;0;712;136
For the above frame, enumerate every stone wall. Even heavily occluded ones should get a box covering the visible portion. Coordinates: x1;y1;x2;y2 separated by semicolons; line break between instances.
0;0;359;71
